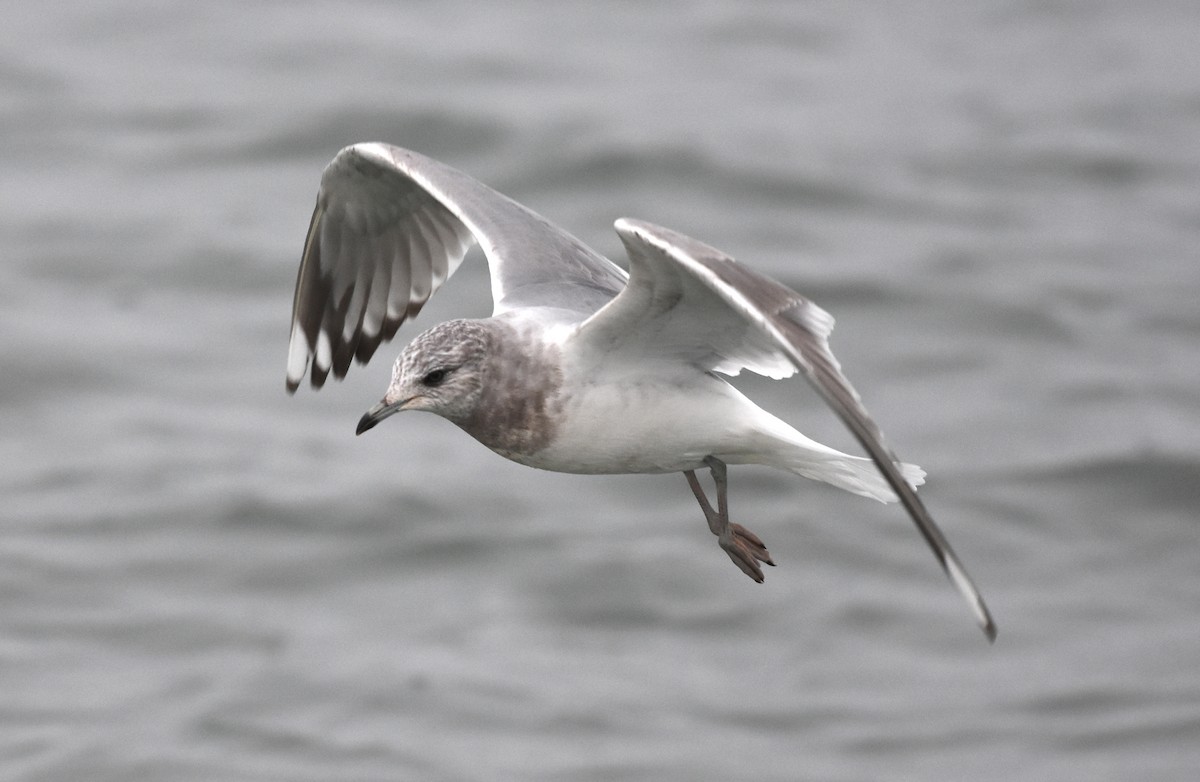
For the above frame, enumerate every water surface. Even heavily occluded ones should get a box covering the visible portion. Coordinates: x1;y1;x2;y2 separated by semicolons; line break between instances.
3;2;1199;780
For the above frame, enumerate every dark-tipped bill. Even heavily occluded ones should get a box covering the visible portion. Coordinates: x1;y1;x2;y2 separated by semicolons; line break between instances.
356;399;403;435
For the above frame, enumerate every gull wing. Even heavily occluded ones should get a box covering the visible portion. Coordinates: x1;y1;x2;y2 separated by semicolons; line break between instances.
286;143;628;391
580;218;996;641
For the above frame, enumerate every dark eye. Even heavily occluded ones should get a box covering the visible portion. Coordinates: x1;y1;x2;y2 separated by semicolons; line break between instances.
422;368;448;387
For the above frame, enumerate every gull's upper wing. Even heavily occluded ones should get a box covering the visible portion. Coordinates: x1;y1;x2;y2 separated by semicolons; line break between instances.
286;143;628;391
579;218;996;642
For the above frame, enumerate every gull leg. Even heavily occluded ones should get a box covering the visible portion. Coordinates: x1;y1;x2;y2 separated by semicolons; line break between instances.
684;457;775;582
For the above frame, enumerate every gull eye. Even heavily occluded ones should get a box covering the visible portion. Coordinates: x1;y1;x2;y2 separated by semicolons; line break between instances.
422;368;448;387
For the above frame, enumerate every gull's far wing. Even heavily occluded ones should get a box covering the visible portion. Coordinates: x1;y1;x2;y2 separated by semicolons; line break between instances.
286;143;628;391
580;218;996;642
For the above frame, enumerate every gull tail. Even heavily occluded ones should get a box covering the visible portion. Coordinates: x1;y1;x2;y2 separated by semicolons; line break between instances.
781;446;926;503
729;410;926;502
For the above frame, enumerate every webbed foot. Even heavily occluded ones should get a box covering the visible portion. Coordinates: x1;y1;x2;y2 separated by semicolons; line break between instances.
685;457;776;582
718;522;775;582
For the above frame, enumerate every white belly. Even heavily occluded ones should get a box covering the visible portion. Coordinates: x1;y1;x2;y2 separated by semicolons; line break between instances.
511;373;763;475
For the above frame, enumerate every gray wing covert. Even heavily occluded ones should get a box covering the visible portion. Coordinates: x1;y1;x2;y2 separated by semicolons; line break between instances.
286;143;627;391
587;218;996;641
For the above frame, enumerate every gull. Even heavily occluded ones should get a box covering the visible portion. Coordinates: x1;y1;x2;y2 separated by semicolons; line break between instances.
286;143;996;641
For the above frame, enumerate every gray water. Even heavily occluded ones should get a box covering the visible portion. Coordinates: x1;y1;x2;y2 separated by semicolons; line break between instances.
4;1;1200;780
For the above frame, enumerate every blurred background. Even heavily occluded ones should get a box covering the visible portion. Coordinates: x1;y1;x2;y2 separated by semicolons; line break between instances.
3;1;1199;779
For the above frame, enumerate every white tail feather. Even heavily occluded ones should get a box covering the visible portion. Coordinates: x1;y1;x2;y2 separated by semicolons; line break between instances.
711;387;925;503
784;451;925;503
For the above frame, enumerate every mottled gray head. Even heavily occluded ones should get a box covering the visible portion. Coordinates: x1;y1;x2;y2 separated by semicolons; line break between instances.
356;319;492;434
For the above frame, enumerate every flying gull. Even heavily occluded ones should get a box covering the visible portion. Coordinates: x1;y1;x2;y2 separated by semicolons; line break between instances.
286;143;996;641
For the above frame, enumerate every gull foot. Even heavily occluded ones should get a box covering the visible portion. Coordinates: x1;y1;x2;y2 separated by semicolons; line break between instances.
719;523;775;583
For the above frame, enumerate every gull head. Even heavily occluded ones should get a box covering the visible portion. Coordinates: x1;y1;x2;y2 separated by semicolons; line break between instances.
356;319;491;434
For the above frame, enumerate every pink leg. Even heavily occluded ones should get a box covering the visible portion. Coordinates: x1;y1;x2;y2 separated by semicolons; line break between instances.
684;457;775;582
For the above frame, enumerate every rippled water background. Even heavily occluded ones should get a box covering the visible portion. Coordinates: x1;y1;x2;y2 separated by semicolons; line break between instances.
4;2;1200;780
